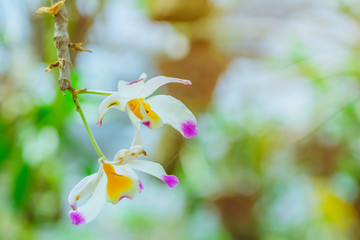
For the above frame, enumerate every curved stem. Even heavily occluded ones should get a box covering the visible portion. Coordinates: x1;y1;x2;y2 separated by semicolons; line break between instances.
73;96;105;158
79;90;114;96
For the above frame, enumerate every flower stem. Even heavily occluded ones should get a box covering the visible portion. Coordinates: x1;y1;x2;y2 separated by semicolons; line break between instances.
73;96;105;158
79;90;114;96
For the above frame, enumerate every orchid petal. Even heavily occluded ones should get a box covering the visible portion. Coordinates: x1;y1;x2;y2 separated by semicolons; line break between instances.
117;73;146;98
68;168;102;211
127;105;143;147
146;95;197;138
97;93;129;126
139;76;191;98
126;160;179;188
69;173;107;225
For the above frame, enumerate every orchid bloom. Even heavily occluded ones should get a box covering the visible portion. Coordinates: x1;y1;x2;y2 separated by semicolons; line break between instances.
97;73;198;146
68;145;179;225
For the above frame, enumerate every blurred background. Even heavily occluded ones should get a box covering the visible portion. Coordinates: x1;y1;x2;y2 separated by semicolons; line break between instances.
1;0;360;239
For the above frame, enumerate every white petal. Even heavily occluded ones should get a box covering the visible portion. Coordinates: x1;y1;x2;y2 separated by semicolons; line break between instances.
97;93;129;126
68;168;102;211
139;76;191;98
68;173;107;225
126;105;143;147
146;95;197;138
117;73;146;98
127;160;179;188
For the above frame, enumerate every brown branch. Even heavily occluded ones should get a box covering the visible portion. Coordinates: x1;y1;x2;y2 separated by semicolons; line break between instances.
52;0;72;93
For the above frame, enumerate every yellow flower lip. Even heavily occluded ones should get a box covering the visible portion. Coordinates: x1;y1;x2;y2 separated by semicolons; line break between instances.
128;98;160;121
128;98;144;120
102;162;133;203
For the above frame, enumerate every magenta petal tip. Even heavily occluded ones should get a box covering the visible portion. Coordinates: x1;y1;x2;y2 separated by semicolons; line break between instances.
181;80;192;85
69;211;86;225
181;120;198;138
138;180;144;193
162;175;179;188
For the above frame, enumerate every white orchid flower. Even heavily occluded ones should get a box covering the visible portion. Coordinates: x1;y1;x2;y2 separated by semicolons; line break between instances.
68;145;179;225
97;73;198;146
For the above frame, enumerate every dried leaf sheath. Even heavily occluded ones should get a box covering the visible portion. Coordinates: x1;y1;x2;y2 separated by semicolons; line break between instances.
52;0;72;93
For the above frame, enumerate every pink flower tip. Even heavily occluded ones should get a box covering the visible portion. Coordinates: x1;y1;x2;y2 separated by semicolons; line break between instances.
138;180;144;193
182;80;192;85
97;121;102;126
161;175;179;188
181;120;198;138
69;211;86;225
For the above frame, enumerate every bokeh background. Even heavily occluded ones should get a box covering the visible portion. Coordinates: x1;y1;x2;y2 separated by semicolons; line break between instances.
1;0;360;239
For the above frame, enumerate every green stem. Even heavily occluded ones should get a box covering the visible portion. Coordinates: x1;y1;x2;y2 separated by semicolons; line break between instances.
73;97;105;158
79;90;114;96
